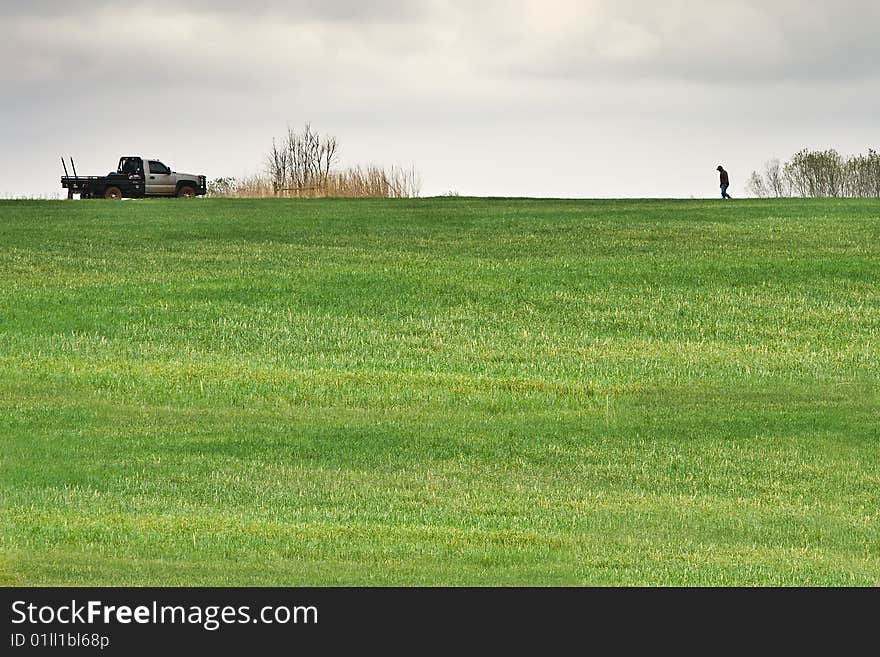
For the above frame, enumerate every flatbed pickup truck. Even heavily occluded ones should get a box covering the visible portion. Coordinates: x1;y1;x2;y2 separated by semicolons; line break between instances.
61;156;207;199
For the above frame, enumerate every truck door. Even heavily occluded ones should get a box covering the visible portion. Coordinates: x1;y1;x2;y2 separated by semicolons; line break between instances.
146;160;175;195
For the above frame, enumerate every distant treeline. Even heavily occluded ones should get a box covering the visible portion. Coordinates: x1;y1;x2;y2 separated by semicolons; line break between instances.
208;124;421;199
748;148;880;198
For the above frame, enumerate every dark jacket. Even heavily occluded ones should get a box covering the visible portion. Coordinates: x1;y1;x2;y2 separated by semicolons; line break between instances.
719;169;730;186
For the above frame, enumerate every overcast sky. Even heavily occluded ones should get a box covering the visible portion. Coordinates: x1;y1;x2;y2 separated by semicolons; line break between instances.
1;0;878;198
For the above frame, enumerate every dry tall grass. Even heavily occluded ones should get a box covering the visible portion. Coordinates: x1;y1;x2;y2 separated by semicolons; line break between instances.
323;165;421;199
207;165;420;199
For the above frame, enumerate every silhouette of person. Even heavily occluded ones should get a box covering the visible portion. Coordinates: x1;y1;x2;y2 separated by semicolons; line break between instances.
717;165;732;199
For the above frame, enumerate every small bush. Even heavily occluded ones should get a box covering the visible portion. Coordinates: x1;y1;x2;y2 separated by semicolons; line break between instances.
749;148;879;198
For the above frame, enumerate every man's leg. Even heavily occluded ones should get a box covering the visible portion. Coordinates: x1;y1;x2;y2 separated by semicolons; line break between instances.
722;184;731;199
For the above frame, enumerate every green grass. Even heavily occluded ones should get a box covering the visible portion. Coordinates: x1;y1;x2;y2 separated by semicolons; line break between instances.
1;197;878;586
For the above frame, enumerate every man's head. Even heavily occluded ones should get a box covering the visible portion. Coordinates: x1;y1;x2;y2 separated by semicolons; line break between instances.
716;165;724;171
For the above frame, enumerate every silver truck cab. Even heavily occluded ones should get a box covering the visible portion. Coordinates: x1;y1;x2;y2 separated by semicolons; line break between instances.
118;156;205;197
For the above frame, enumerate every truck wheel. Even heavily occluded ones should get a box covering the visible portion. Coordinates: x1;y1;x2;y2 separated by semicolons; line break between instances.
104;186;122;200
177;185;196;198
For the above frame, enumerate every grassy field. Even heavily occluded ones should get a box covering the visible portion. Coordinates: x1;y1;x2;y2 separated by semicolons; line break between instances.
1;197;878;586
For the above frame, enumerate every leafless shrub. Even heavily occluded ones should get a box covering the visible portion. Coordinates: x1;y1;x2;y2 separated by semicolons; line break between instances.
750;148;878;198
267;123;338;195
747;171;768;198
206;177;237;197
842;149;880;198
784;149;844;198
764;159;790;197
206;175;276;198
267;139;289;195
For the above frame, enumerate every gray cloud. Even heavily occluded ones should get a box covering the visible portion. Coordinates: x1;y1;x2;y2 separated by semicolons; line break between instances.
0;0;425;19
1;1;878;199
5;1;879;89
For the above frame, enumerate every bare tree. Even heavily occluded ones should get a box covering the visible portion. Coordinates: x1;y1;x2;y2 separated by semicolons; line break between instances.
283;123;338;196
747;171;768;198
745;159;790;198
784;148;845;198
842;148;880;198
266;137;290;194
751;147;880;199
764;159;789;197
254;122;422;199
869;148;880;198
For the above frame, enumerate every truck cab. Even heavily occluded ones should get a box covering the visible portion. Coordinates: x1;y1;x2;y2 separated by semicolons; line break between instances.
118;156;206;197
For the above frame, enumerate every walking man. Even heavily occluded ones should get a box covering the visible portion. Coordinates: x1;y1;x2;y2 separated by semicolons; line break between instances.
717;165;732;199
